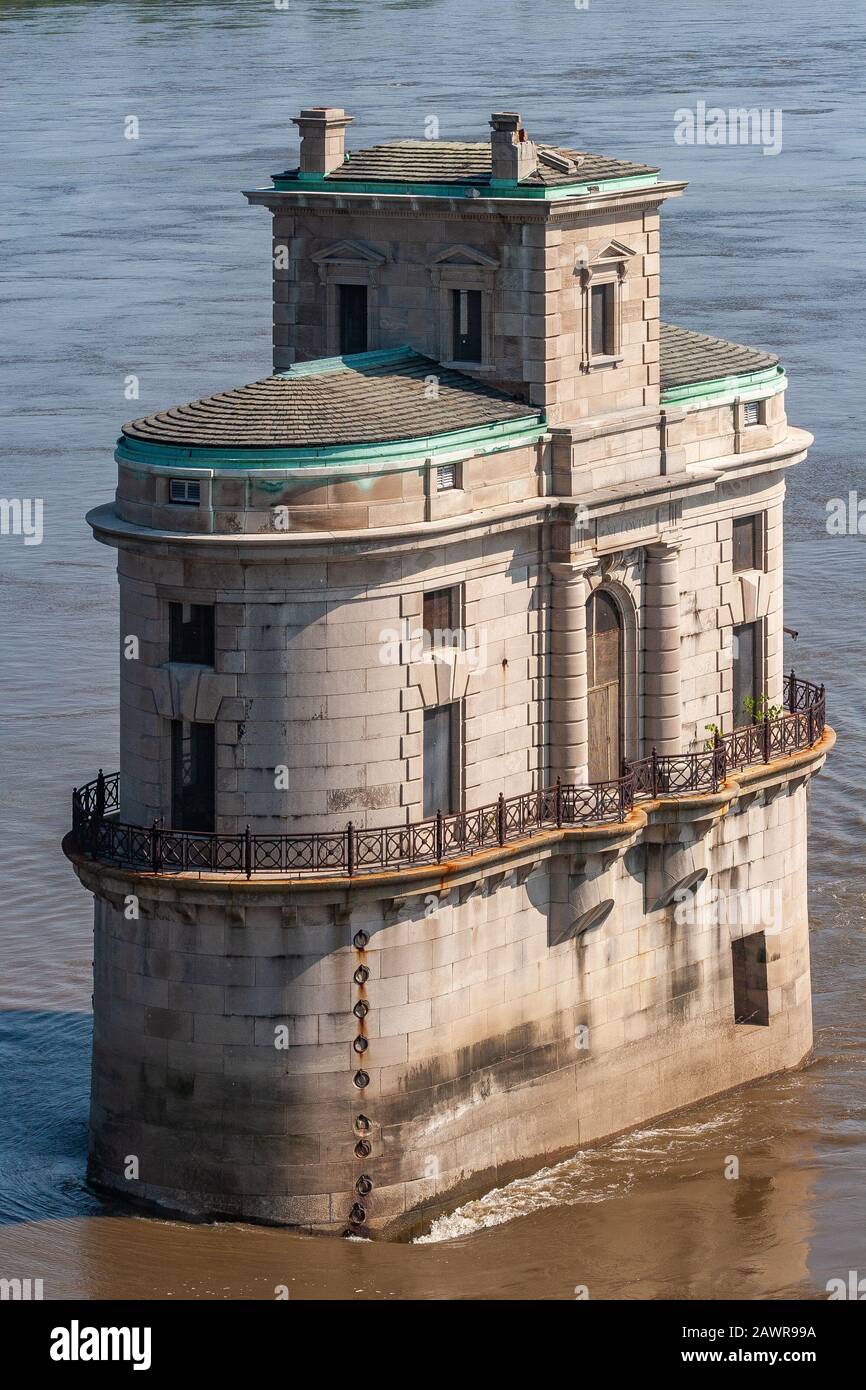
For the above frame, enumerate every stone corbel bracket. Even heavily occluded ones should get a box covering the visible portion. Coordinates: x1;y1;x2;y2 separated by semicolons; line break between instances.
381;896;410;926
548;844;625;947
644;833;709;913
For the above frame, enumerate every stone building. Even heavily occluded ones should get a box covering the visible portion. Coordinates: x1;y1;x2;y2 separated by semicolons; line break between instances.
66;108;832;1237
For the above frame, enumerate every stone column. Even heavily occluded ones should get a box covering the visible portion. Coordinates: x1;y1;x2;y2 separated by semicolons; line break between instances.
549;557;596;786
644;532;683;756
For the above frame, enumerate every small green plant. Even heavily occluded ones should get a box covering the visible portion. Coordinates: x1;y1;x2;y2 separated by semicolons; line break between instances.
704;722;721;751
743;692;783;723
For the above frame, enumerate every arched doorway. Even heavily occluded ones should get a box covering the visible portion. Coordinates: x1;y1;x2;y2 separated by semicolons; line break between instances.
587;589;623;782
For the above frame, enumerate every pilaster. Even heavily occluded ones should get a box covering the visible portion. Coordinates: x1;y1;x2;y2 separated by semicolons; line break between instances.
549;553;598;784
643;530;683;755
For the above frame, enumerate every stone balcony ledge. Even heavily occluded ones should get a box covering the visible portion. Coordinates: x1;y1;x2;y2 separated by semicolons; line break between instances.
64;722;833;899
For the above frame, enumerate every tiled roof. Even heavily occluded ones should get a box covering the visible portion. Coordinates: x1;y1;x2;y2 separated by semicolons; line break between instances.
315;140;657;188
121;348;540;451
660;323;779;391
122;329;781;454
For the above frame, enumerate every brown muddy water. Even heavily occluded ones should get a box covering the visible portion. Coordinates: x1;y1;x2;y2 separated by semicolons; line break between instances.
0;0;864;1298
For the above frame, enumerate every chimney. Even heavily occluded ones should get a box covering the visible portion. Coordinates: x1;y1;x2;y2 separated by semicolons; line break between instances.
489;111;538;182
292;107;353;175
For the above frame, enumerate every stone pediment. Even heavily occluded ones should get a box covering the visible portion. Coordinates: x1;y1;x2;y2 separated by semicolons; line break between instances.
574;238;637;274
430;243;500;270
311;238;386;266
588;238;637;265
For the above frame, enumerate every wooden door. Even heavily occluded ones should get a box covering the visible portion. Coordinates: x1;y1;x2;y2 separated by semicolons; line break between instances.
732;620;758;727
423;704;455;817
587;590;622;782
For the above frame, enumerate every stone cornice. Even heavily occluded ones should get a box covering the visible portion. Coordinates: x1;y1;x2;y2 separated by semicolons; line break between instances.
244;179;687;223
87;428;810;561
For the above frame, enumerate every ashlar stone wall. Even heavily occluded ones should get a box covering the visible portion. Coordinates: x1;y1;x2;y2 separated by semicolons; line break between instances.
85;771;814;1235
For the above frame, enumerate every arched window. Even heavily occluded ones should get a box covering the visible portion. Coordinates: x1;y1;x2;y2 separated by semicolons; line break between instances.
587;590;623;782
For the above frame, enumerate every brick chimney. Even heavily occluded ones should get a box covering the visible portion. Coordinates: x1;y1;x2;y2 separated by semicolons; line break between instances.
489;111;538;182
292;107;353;175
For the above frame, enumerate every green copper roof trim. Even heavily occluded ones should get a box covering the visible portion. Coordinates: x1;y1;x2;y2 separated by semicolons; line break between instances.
661;364;786;408
270;172;660;200
276;346;419;378
115;414;547;473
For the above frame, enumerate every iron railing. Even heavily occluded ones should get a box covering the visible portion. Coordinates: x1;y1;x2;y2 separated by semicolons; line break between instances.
70;672;825;880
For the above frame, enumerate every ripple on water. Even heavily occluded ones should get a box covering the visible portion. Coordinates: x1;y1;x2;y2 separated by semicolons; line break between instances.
415;1110;741;1244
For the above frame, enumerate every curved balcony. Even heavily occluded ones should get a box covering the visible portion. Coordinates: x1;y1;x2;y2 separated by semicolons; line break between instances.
67;674;826;881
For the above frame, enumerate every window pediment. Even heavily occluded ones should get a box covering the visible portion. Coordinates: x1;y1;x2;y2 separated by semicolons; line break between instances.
430;243;500;271
313;242;383;352
311;238;386;268
313;239;386;294
586;238;637;268
576;239;638;274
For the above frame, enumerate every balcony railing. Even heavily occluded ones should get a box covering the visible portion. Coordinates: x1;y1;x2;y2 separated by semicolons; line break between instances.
69;673;826;880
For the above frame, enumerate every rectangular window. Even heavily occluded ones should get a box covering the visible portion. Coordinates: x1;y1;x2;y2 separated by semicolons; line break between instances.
743;400;761;426
169;602;215;665
423;703;457;817
732;931;770;1026
591;282;615;357
451;288;483;363
732;620;758;726
732;514;760;572
422;586;456;648
338;283;368;355
171;720;215;832
169;478;201;506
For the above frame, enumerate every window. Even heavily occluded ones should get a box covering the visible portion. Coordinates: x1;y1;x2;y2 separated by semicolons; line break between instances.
313;242;384;358
451;288;483;363
732;515;760;573
581;246;632;368
586;589;622;782
171;720;215;831
732;932;769;1026
423;704;458;817
732;621;758;726
591;282;615;357
743;400;761;426
169;602;215;665
169;478;200;506
338;283;368;355
436;462;457;492
431;247;498;368
422;587;456;649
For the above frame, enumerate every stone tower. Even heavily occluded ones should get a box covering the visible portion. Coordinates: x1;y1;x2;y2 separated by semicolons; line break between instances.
66;108;831;1236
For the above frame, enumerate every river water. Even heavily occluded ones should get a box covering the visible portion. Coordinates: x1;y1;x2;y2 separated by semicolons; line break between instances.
0;0;864;1299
